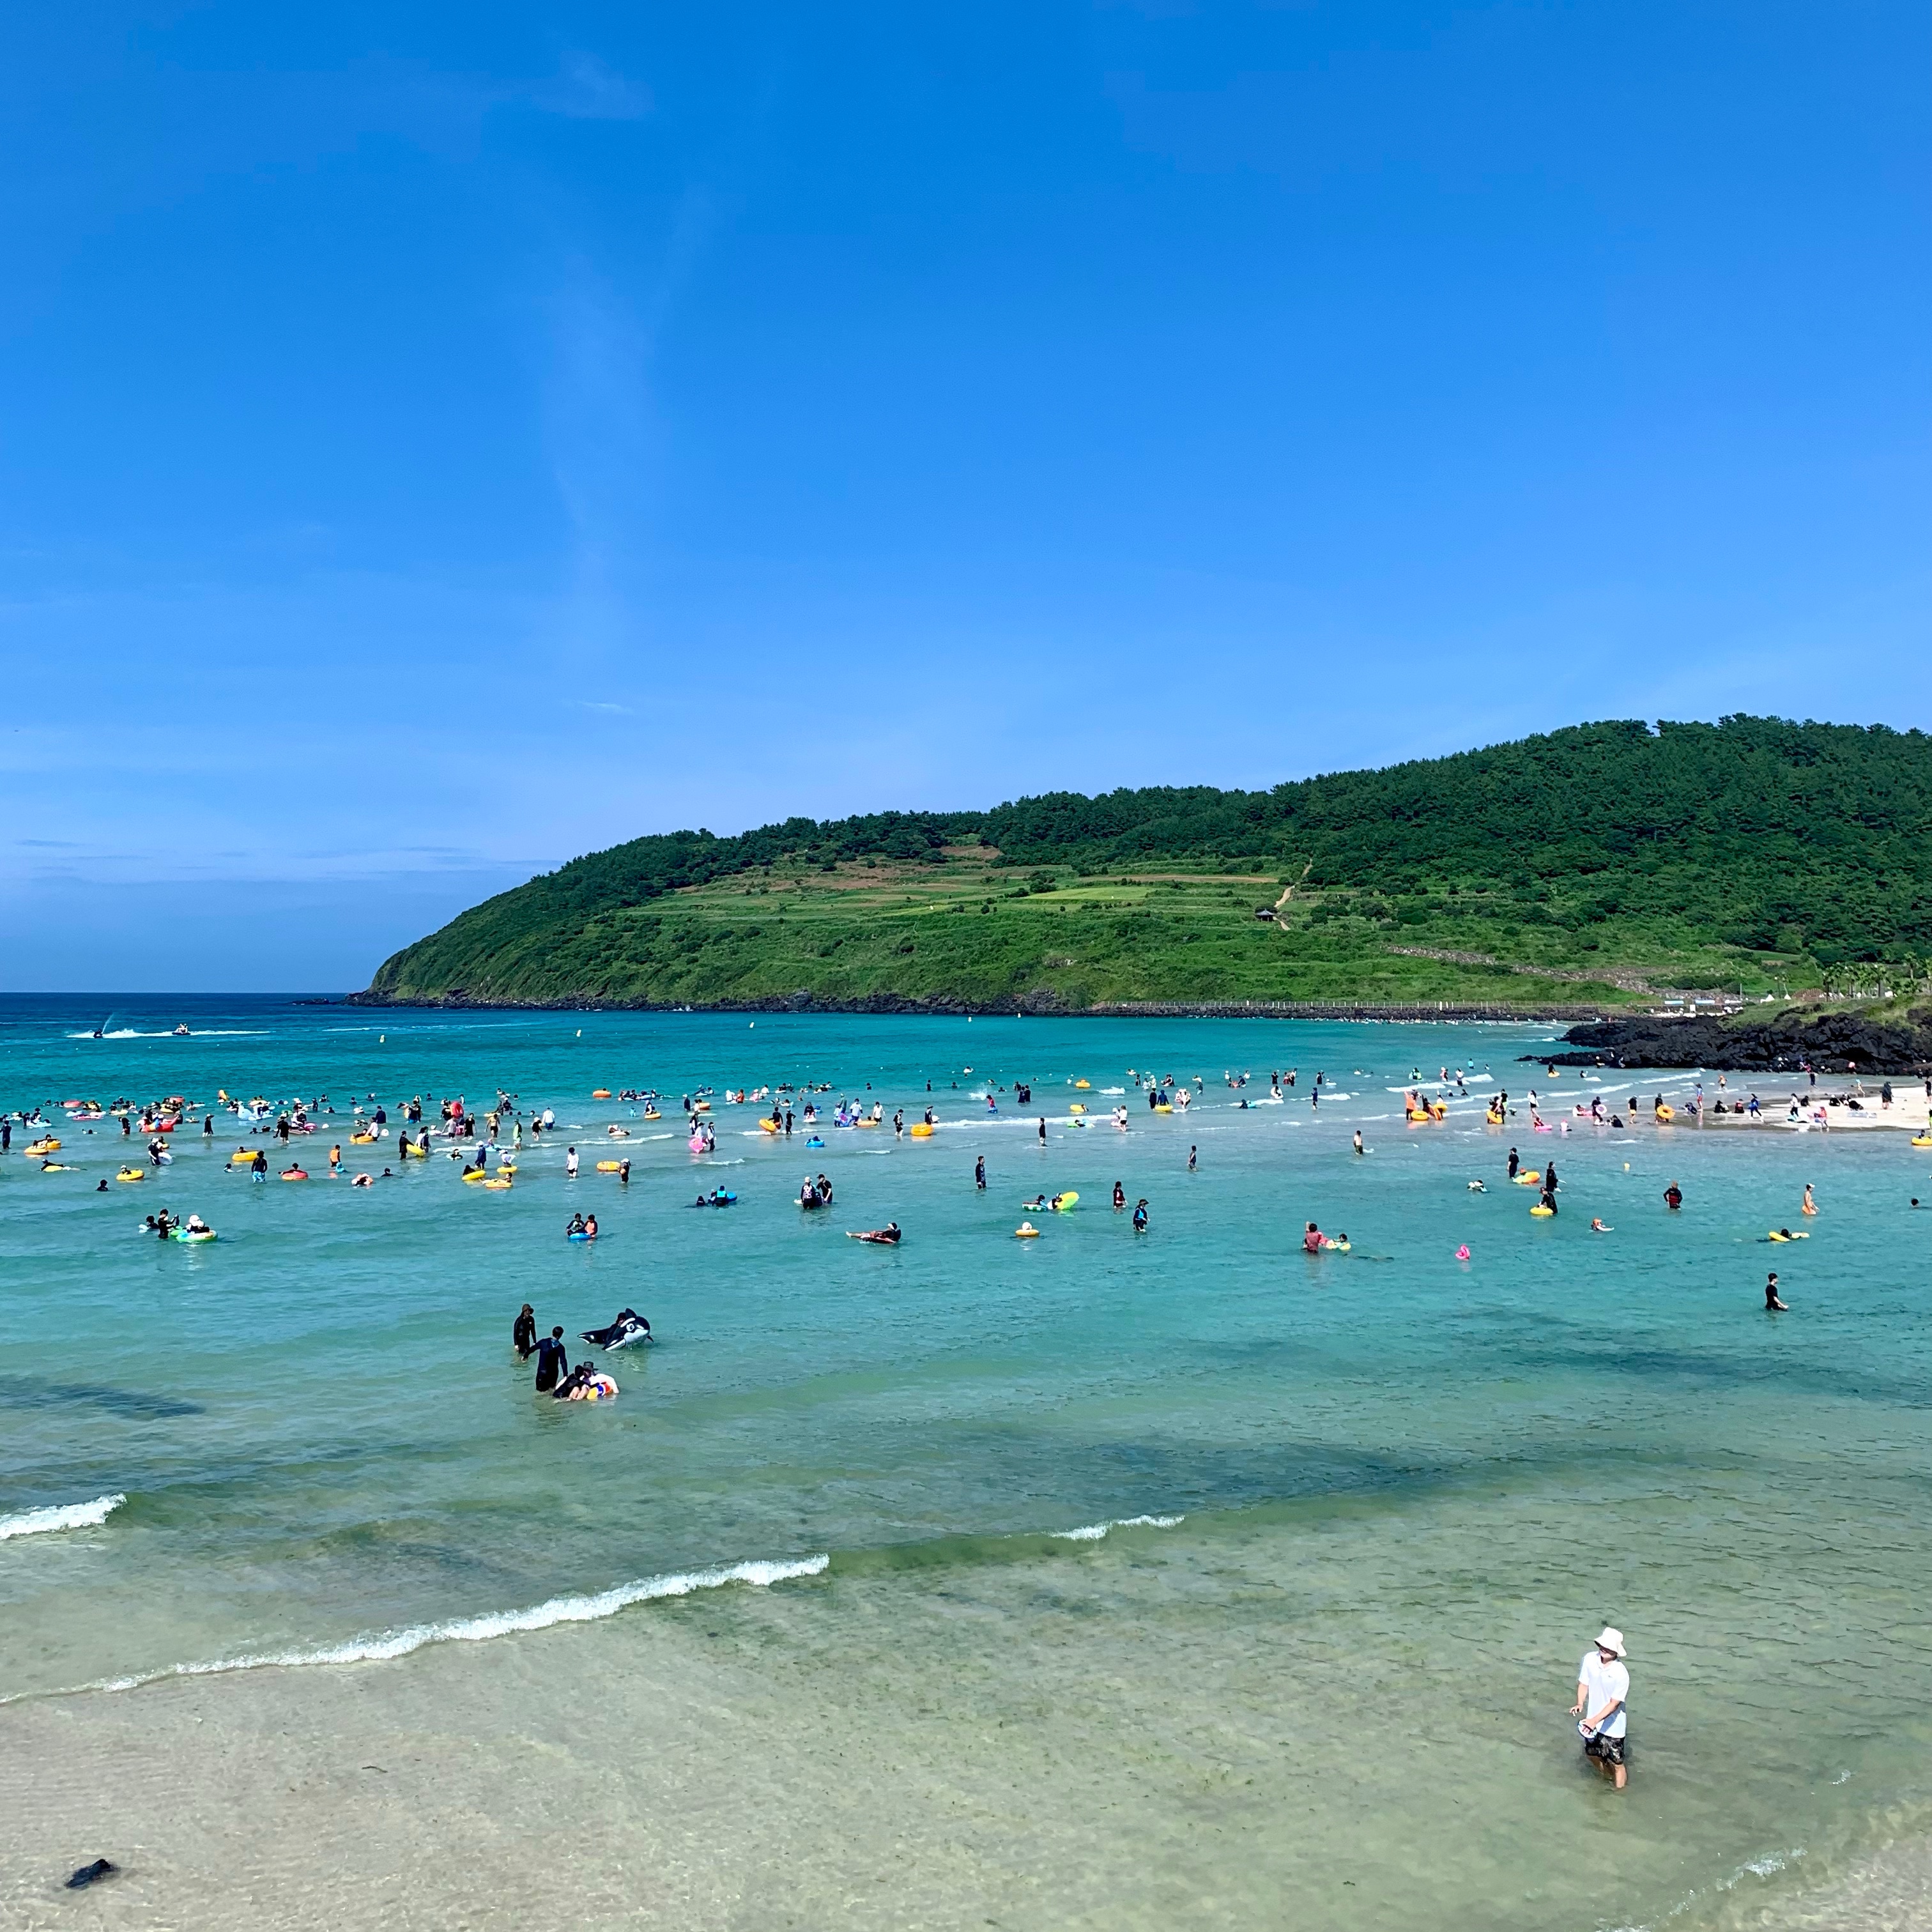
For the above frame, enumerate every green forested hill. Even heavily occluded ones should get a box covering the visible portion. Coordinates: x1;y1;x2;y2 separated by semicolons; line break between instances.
357;717;1932;1010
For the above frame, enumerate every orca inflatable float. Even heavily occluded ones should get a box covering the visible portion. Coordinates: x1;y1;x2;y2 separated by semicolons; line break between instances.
581;1308;652;1349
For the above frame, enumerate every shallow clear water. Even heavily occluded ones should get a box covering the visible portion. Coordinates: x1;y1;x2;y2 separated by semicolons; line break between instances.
3;997;1929;1928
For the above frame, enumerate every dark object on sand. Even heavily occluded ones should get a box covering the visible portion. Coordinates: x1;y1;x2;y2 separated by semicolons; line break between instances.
66;1859;116;1889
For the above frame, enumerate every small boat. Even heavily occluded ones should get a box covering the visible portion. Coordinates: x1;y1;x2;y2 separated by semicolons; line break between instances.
24;1138;61;1157
116;1167;146;1183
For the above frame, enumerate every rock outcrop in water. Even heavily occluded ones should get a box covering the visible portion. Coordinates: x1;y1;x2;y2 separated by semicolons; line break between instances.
1543;1007;1932;1073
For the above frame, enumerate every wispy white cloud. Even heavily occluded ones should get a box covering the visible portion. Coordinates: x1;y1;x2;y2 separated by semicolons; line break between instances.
532;52;653;122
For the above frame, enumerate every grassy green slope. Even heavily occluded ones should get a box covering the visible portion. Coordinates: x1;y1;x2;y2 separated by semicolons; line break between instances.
361;717;1932;1009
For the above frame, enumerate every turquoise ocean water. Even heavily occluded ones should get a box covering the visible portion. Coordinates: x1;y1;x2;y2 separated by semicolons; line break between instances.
3;997;1931;1929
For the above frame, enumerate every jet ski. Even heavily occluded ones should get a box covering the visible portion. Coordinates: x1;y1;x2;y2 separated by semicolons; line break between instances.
581;1308;652;1349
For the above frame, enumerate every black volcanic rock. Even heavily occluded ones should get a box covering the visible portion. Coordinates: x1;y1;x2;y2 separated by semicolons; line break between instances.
1540;1008;1932;1073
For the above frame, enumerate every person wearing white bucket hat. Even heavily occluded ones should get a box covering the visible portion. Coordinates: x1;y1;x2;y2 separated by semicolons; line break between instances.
1570;1627;1630;1788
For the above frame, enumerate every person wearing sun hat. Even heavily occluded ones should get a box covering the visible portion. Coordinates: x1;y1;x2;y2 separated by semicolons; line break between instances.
1571;1626;1630;1788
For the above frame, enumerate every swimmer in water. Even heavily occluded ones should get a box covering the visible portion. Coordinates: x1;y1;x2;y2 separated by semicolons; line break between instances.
1353;1130;1364;1156
1801;1183;1818;1216
1765;1272;1788;1312
1468;1179;1485;1193
1590;1218;1611;1232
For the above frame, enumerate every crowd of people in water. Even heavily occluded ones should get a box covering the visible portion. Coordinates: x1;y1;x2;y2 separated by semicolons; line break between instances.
10;1054;1919;1365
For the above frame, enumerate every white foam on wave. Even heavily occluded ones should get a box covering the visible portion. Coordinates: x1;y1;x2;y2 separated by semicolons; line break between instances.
1719;1848;1805;1889
25;1554;829;1701
1050;1514;1184;1542
0;1493;126;1540
63;1029;267;1039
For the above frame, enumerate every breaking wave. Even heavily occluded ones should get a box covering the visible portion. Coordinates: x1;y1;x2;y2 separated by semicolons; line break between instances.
0;1493;126;1540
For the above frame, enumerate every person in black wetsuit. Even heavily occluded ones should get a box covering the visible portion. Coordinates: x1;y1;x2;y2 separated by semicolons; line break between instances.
533;1326;569;1392
513;1305;537;1358
552;1360;593;1400
1507;1147;1519;1179
1765;1272;1788;1311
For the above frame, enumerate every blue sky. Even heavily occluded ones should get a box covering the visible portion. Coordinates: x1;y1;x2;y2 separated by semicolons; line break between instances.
3;2;1926;991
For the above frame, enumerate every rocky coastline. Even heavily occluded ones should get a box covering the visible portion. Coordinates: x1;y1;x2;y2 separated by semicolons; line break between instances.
1544;1006;1932;1074
342;987;1612;1023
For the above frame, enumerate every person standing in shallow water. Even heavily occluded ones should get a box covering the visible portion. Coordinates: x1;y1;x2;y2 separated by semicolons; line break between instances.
1765;1272;1788;1311
512;1305;537;1357
533;1326;569;1392
1571;1627;1630;1790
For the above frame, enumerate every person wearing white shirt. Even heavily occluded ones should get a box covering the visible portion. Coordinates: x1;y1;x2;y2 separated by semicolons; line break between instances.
1570;1625;1630;1788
